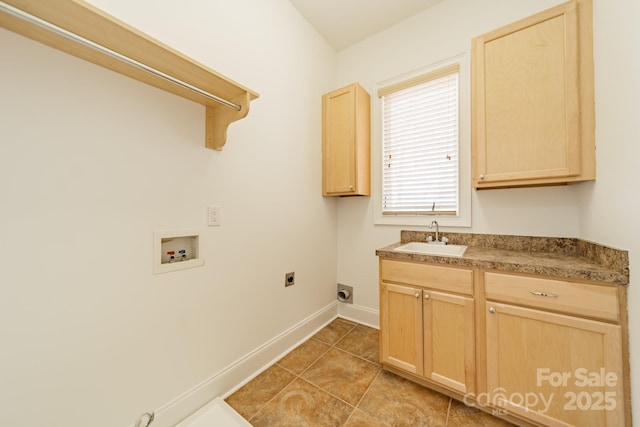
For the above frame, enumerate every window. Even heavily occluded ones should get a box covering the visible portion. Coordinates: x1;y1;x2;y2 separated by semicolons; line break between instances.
379;64;459;216
374;54;471;226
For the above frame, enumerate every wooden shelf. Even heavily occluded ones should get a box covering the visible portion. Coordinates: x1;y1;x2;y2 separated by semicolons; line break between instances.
0;0;259;150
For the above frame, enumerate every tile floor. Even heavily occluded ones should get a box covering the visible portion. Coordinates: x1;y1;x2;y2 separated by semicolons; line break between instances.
226;317;516;426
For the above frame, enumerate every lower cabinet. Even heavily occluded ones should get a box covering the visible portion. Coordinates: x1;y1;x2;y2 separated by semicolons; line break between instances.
485;302;624;427
379;259;629;427
424;290;475;393
380;282;424;376
484;271;627;427
379;260;476;395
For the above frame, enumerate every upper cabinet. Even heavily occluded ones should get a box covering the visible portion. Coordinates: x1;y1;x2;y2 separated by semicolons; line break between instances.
322;83;371;196
471;0;594;189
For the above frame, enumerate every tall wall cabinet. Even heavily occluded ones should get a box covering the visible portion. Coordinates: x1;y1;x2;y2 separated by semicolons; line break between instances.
471;0;595;189
322;83;371;196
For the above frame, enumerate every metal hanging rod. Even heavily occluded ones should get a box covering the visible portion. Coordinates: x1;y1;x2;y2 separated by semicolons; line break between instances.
0;1;242;111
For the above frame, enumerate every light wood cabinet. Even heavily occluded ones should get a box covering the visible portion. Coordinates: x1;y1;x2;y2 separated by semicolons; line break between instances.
484;271;620;322
378;258;630;426
423;290;475;394
486;303;624;427
484;271;627;427
379;260;475;394
380;282;424;376
322;83;371;196
471;0;595;189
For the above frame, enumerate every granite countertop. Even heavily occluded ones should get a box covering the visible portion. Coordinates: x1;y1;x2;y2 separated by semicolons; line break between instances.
376;231;630;285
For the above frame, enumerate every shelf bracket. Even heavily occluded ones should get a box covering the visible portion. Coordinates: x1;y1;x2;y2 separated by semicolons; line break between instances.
205;92;251;151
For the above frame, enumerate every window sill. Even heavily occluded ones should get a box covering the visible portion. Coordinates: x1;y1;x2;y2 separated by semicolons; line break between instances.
374;214;471;228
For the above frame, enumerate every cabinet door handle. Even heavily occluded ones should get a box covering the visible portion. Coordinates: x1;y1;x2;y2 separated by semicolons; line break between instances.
424;294;430;300
414;293;420;298
530;290;558;298
488;307;496;314
479;174;485;180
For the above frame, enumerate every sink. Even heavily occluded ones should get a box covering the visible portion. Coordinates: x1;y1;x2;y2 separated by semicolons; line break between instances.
394;242;467;257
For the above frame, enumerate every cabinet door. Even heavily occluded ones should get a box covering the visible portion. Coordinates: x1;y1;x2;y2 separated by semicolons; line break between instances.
380;282;423;376
323;85;357;195
486;302;625;427
322;83;371;196
423;290;475;394
471;1;594;188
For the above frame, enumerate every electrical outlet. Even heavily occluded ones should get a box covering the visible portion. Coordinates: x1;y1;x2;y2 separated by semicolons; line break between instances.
207;206;220;226
285;272;295;287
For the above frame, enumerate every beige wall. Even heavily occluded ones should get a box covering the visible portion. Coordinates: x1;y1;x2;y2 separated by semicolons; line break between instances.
334;0;581;317
335;0;640;421
0;0;337;425
578;0;640;423
2;0;638;425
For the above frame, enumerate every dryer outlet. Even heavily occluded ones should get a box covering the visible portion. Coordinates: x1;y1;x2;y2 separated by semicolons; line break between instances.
337;284;353;304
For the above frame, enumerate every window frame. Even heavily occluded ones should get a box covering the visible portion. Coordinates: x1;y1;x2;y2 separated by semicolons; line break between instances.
372;53;471;227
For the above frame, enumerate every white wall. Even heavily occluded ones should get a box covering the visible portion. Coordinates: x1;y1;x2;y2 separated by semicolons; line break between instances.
335;0;640;421
0;0;337;426
578;0;640;422
334;0;581;311
3;0;638;425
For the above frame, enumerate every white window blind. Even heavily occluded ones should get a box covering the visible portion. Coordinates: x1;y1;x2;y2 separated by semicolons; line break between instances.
379;65;459;215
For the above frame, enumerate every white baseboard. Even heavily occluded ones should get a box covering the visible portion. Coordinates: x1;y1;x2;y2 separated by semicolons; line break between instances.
174;398;251;427
337;302;379;329
139;301;339;427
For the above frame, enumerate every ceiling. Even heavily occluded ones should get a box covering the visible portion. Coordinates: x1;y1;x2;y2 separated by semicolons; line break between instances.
288;0;443;51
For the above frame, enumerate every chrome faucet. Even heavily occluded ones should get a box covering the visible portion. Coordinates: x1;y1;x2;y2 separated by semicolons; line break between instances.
430;220;439;242
428;220;448;245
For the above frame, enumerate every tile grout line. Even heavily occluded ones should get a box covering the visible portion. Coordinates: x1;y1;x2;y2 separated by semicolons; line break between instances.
248;340;336;423
297;376;357;412
297;322;381;425
444;396;452;426
333;326;382;367
344;367;386;426
322;323;385;426
233;319;510;426
245;368;297;425
248;321;360;424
